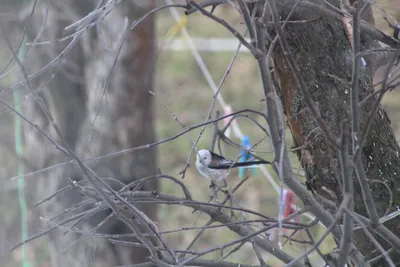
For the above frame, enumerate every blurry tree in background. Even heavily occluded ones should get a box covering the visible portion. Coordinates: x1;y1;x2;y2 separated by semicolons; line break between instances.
1;1;400;267
1;0;157;266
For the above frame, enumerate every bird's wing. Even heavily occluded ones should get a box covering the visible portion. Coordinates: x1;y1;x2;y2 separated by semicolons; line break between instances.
208;151;233;167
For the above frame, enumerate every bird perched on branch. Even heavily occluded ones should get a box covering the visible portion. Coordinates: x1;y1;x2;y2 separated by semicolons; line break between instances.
195;149;272;182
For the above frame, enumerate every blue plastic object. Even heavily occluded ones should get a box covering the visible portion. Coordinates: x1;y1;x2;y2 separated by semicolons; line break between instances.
238;135;257;179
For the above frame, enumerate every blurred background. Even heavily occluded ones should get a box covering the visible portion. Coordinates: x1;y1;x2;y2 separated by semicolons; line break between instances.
0;0;399;266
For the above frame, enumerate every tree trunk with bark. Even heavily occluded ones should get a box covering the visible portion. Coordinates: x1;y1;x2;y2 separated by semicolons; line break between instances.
273;1;400;266
22;1;157;266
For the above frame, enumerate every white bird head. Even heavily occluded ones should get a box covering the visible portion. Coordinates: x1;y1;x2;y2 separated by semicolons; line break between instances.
196;149;212;167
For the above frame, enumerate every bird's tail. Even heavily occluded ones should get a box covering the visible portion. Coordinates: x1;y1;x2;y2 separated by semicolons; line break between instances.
210;160;272;169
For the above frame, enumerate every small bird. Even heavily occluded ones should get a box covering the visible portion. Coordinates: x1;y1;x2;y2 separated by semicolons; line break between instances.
195;149;272;182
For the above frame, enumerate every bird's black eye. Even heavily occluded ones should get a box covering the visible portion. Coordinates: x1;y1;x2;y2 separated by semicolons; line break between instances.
204;157;207;160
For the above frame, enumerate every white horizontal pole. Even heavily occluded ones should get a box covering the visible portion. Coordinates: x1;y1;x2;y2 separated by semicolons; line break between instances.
160;38;252;52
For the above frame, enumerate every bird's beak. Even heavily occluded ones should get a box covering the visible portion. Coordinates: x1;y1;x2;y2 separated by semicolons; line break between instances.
196;152;203;164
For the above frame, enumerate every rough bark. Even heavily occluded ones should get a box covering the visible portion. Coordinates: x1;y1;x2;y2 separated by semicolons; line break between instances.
273;1;400;266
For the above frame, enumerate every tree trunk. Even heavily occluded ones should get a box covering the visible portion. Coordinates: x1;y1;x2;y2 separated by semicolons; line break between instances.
70;1;158;265
273;2;400;266
22;1;157;266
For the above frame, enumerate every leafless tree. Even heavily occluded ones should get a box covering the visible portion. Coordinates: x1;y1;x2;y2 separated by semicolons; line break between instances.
1;0;157;266
2;0;400;267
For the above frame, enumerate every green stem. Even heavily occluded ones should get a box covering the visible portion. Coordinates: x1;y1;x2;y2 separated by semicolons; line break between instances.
14;34;31;267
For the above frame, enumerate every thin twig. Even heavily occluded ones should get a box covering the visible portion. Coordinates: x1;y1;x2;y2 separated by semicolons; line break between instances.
350;1;381;229
187;0;262;57
210;110;220;152
284;195;349;266
10;109;261;181
347;209;396;267
337;120;354;267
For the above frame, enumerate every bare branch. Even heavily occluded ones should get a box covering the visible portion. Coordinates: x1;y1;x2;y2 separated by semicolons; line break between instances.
187;0;262;57
337;120;354;267
276;0;400;49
